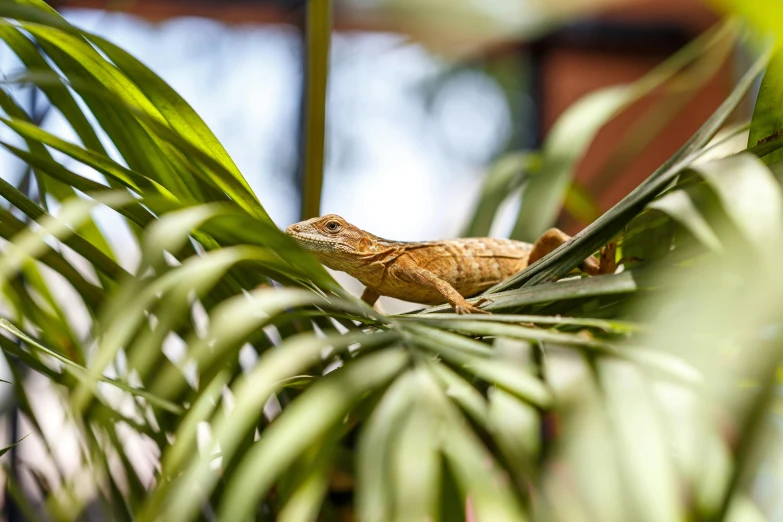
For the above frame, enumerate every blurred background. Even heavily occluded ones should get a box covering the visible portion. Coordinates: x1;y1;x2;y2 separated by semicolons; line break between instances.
1;0;734;231
0;0;736;312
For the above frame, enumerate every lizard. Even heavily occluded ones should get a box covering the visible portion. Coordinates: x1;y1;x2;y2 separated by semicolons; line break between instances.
286;214;610;314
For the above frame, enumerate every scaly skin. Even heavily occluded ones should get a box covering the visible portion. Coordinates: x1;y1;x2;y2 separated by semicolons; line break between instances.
286;214;600;314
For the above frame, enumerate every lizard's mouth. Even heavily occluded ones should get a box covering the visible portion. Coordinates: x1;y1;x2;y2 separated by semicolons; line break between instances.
286;229;350;252
286;229;314;245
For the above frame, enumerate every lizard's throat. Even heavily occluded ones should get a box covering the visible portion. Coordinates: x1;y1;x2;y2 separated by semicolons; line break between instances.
312;250;364;272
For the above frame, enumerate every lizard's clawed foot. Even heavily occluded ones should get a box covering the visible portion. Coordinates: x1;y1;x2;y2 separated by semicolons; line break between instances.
582;241;619;275
454;302;492;315
599;241;618;274
474;297;493;307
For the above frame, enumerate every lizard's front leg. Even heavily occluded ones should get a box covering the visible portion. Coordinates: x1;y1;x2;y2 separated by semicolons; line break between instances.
360;287;380;307
389;258;490;314
360;287;386;313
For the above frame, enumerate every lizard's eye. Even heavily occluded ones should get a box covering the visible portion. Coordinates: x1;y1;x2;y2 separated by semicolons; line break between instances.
325;221;342;233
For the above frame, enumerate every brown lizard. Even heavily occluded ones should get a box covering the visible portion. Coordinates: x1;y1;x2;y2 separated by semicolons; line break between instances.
286;214;607;314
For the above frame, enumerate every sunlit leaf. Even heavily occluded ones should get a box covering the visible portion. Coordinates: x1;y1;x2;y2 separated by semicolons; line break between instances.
0;433;28;458
748;49;783;167
215;349;409;522
300;0;331;219
357;371;417;522
463;152;538;237
648;189;722;252
692;154;783;247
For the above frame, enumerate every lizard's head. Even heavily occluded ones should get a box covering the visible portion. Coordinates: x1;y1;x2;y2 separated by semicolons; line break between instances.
286;214;373;270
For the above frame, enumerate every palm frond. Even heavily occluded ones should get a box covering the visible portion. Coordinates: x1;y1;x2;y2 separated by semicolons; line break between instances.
0;2;781;521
